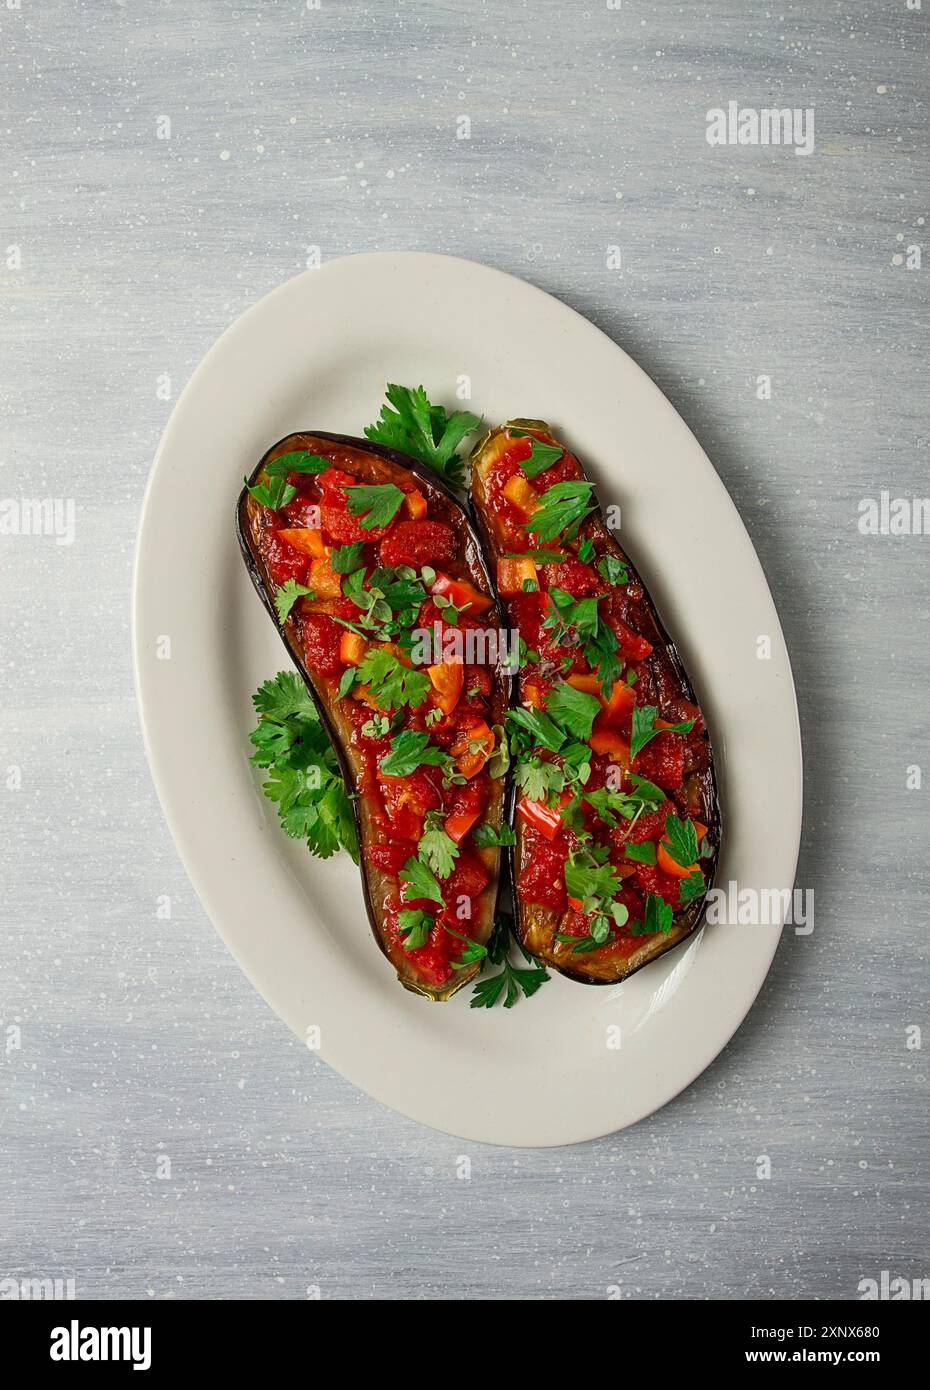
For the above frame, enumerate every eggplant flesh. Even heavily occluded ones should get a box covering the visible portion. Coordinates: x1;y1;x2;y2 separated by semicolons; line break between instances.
237;432;510;1001
469;420;721;985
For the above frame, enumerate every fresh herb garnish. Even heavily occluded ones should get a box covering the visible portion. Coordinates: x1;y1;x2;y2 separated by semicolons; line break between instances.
360;714;391;738
629;892;674;937
344;483;406;531
597;554;629;586
630;705;695;761
273;579;315;624
519;440;564;480
444;923;488;967
663;813;699;868
244;474;296;512
380;729;450;777
399;855;444;906
418;810;459;879
470;913;549;1009
336;667;358;699
398;908;433;951
679;870;707;904
545;681;601;742
248;672;358;862
624;841;657;865
577;536;595;564
355;647;431;711
524;480;596;543
331;541;367;573
364;383;481;490
264;451;330;477
471;822;517;848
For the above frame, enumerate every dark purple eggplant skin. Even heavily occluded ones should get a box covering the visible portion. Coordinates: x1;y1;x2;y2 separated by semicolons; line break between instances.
237;431;512;1001
469;421;722;987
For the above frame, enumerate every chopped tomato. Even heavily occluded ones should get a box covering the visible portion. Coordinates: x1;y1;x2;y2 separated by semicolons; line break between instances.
298;611;343;676
611;617;654;661
462;664;492;697
379;519;457;568
451;719;495;779
496;556;538;596
264;533;309;587
320;503;388;546
545;558;600;597
430;572;494;615
633;862;681;908
516;835;567;911
276;526;328;559
516;795;563;840
427;656;464;714
366;840;420;876
634;732;686;790
380;767;442;816
443;778;488;844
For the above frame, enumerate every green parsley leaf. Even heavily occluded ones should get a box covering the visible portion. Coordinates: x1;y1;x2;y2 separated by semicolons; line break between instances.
663;813;699;868
597;554;630;586
443;922;488;966
380;729;449;777
524;480;596;543
471;822;517;848
506;706;566;753
364;383;481;490
624;841;656;865
244;474;296;511
629;892;674;937
577;536;595;564
519;440;564;480
337;667;358;700
630;705;695;761
470;915;550;1008
418;811;460;879
679;869;707;904
564;852;622;909
252;671;316;722
264;451;330;477
355;647;431;711
274;579;315;624
545;681;601;742
344;483;406;531
398;909;433;951
505;548;569;564
331;542;367;574
513;758;566;803
399;855;444;906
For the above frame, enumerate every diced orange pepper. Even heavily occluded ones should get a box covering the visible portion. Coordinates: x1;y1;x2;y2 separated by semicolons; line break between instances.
430;572;494;615
451;719;495;779
567;896;584;911
404;488;427;520
308;554;343;598
277;526;328;559
496;556;538;597
502;473;540;516
588;728;631;764
522;682;544;710
339;631;366;666
602;680;635;726
567;672;602;697
427;657;464;714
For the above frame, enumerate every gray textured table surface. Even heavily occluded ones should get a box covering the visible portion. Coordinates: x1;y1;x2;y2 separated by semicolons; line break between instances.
2;1;928;1302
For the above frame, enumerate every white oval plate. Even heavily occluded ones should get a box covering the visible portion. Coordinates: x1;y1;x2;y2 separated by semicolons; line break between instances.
133;252;801;1147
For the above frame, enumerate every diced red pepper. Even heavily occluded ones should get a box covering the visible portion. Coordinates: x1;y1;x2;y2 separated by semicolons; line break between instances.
264;533;310;587
430;572;494;616
516;795;563;840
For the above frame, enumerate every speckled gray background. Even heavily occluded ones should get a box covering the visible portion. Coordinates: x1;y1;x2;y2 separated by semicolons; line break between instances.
2;0;928;1301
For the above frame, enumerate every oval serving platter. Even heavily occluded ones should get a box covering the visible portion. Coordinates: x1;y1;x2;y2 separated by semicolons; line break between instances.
133;252;802;1147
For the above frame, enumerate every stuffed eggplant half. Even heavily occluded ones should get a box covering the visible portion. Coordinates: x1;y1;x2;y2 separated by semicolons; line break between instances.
237;433;510;1001
470;421;720;985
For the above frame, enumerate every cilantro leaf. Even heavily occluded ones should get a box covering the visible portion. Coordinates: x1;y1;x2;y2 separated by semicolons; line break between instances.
398;908;433;951
331;542;367;573
663;813;699;868
630;705;695;761
244;474;296;511
399;855;444;906
274;579;314;624
264;451;330;477
252;671;316;721
364;383;481;490
344;483;406;530
524;480;596;543
380;730;449;777
519;440;564;480
545;681;601;742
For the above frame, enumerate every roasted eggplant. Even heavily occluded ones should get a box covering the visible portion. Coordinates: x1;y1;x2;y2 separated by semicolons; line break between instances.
469;420;720;984
237;432;511;1001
